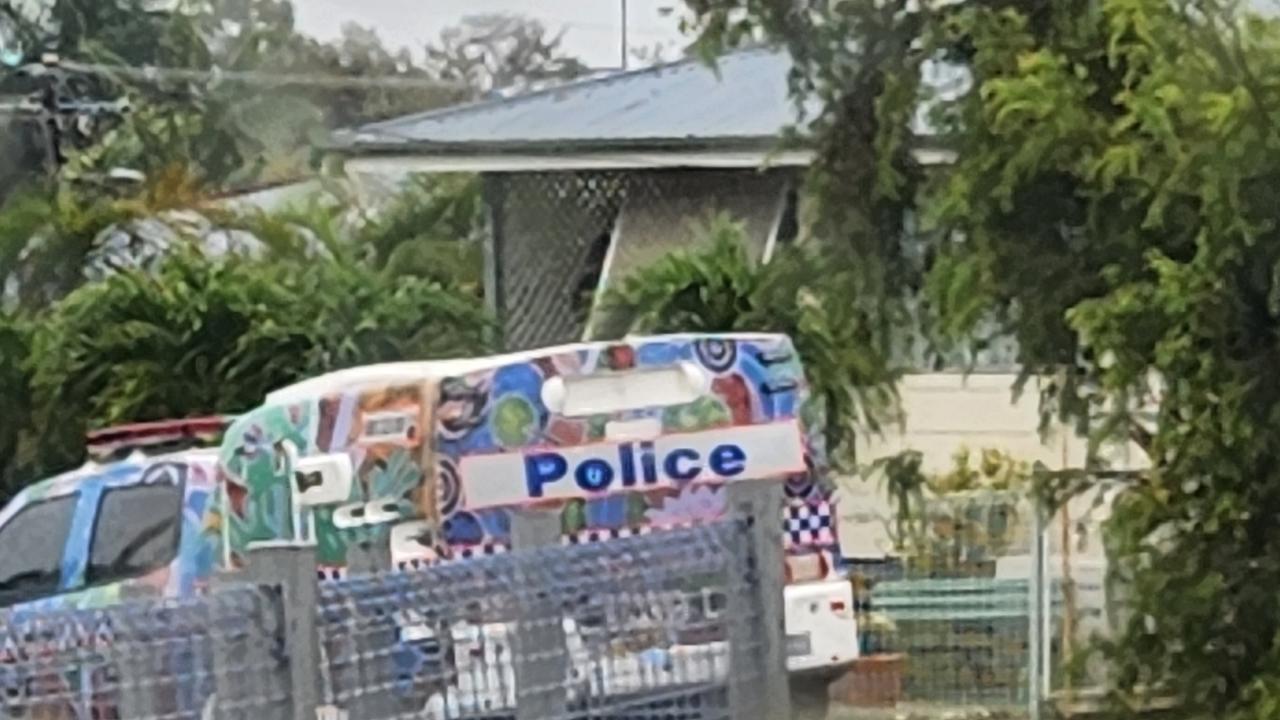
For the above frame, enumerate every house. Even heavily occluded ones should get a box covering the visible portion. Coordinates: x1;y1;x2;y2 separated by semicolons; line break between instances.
332;46;1146;563
336;47;957;349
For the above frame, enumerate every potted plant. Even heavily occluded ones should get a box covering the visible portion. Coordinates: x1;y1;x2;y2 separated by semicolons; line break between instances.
831;611;905;707
876;446;1032;578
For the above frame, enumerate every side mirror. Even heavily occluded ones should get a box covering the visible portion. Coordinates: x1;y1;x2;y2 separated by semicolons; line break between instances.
292;454;354;507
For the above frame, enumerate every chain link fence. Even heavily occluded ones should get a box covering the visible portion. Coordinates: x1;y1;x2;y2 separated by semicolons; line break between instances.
0;484;1100;720
0;511;779;720
829;492;1051;719
0;584;286;720
317;521;760;720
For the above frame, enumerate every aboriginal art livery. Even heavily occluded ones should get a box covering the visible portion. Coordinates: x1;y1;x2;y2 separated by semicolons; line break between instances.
0;453;220;614
0;422;227;720
0;418;230;613
209;334;839;571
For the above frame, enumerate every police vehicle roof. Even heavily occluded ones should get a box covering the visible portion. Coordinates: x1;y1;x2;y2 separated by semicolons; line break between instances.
3;447;219;512
262;333;790;406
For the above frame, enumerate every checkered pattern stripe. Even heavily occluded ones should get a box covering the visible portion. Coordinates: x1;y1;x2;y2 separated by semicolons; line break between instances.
561;522;696;546
783;501;836;549
316;566;347;582
453;542;509;560
328;505;836;576
562;526;652;545
396;558;435;572
394;542;511;572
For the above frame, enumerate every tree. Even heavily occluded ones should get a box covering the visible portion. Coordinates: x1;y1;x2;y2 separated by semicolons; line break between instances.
0;182;135;309
0;0;469;190
0;311;32;501
0;159;493;316
356;173;484;291
0;167;495;501
597;214;897;470
0;112;43;207
682;0;1280;715
12;244;493;499
303;22;465;127
425;14;590;94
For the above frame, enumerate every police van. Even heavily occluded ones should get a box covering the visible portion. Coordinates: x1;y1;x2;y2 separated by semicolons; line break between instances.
211;334;858;688
0;418;229;720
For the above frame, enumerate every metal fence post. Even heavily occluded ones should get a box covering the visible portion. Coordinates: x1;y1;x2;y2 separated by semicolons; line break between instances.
115;612;160;720
242;541;322;720
481;173;508;345
726;480;791;720
347;541;391;575
1029;500;1050;720
510;508;569;720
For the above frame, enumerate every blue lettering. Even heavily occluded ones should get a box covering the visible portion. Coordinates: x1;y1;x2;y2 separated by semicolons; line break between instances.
619;443;637;487
709;444;746;477
524;453;568;498
664;449;701;482
640;441;658;484
523;442;753;499
576;459;614;491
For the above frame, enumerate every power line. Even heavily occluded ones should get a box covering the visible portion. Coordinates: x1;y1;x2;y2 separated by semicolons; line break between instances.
59;60;473;92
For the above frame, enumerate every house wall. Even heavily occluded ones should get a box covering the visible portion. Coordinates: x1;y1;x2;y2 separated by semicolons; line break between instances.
593;171;784;293
836;372;1146;562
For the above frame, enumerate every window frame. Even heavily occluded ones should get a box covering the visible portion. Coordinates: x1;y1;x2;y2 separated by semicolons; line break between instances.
0;493;81;606
82;477;185;589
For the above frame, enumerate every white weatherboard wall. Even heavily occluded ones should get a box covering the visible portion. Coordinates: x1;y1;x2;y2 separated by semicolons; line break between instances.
835;372;1148;561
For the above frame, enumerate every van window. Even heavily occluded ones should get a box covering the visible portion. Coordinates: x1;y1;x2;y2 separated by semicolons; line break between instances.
86;483;183;584
0;496;78;606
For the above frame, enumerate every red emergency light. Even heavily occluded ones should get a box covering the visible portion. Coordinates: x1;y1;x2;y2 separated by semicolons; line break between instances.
85;416;233;460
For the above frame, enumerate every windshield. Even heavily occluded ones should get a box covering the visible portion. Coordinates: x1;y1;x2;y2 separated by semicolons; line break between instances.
86;482;183;585
0;495;77;606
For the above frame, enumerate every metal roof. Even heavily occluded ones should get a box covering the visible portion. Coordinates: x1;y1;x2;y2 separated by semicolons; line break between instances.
337;47;820;154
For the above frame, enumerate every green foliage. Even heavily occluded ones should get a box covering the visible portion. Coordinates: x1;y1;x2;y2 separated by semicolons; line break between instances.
598;214;898;469
0;165;488;310
0;168;494;503
872;449;927;553
915;449;1032;578
0;312;33;501
683;0;1280;714
873;447;1031;564
939;5;1280;713
0;1;585;193
425;14;590;94
0;184;135;309
16;246;492;497
929;447;1032;496
359;174;485;291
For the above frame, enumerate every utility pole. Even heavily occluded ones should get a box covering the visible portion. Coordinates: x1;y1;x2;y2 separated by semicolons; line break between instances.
35;53;64;174
12;52;70;174
620;0;629;70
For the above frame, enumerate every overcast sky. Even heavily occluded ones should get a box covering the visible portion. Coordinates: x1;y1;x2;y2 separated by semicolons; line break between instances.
293;0;691;69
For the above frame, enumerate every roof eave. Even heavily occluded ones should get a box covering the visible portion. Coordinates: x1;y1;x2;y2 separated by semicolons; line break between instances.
333;133;954;173
330;134;802;157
